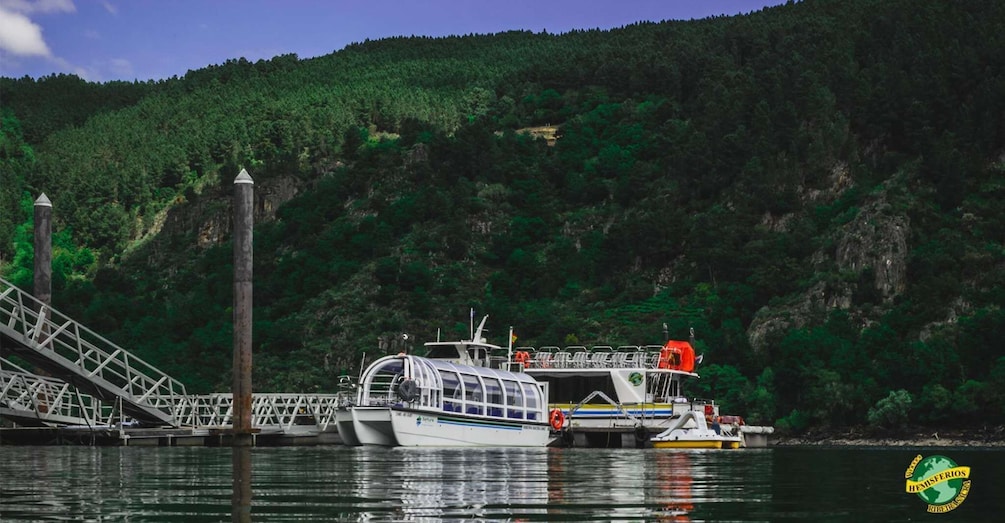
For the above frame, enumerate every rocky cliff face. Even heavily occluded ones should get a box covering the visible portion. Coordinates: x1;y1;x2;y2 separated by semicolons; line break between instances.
135;174;308;267
835;195;909;301
747;172;910;352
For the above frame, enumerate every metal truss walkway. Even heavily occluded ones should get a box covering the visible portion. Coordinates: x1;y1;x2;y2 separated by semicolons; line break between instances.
0;277;189;426
0;277;344;439
0;356;115;427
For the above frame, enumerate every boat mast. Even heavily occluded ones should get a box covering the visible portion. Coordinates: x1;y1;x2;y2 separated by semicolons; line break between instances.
507;326;514;368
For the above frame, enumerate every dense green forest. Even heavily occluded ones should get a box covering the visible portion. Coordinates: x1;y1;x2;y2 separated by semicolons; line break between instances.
2;0;1004;435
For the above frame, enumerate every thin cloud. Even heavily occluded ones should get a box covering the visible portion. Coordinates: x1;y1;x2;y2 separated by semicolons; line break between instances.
0;0;76;14
108;57;131;78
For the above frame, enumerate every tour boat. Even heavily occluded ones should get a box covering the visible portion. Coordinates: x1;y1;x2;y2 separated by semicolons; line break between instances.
649;409;742;449
338;318;551;447
511;330;771;448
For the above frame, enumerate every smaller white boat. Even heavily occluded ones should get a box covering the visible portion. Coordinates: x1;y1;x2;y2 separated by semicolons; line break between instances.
650;409;742;449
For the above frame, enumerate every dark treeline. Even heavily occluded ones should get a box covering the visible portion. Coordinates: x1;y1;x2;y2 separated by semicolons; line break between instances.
1;0;1004;434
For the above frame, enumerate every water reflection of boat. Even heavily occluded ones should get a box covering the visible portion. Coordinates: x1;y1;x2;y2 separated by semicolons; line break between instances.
353;448;550;520
653;452;694;522
338;318;550;447
650;409;742;449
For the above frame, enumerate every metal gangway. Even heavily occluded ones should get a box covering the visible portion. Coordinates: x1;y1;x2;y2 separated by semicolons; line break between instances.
1;358;343;436
0;276;190;426
0;356;116;427
1;277;345;437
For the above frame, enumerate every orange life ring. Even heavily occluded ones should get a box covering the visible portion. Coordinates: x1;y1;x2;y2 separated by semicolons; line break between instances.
549;408;565;431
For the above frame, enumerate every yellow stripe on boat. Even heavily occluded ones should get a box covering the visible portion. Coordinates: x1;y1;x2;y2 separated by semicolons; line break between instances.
652;440;724;449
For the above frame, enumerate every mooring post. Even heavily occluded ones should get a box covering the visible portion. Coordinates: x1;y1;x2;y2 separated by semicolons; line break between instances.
233;169;254;446
33;193;52;309
32;193;53;382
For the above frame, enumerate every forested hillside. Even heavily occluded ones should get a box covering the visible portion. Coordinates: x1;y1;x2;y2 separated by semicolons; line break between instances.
2;0;1004;435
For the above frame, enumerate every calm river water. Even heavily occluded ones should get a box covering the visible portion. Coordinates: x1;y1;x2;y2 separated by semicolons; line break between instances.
1;445;1001;521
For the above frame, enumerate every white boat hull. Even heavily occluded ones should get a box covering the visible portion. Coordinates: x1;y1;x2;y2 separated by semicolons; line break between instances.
335;406;360;446
390;408;551;447
351;406;397;446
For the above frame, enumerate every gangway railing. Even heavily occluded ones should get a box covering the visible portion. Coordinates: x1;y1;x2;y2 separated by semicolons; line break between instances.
0;277;188;426
181;393;342;434
0;356;116;427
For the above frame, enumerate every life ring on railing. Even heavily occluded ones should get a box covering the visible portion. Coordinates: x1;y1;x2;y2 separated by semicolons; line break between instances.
549;408;566;431
397;378;420;402
514;350;531;366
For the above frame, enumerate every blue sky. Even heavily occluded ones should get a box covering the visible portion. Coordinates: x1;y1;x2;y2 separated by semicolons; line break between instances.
1;0;787;83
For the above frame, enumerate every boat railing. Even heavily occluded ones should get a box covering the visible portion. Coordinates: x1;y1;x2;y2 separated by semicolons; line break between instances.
535;347;559;368
569;349;589;368
336;375;360;407
514;344;674;370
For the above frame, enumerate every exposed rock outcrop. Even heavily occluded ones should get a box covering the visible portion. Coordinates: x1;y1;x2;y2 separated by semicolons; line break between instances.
747;181;910;352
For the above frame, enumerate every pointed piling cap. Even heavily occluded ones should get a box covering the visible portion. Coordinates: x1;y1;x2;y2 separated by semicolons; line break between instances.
234;169;254;185
34;193;52;207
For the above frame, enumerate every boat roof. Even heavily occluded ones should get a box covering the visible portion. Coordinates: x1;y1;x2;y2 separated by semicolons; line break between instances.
369;354;540;385
421;356;539;383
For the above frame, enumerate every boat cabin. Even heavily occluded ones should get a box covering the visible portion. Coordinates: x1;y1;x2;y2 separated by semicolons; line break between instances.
357;355;547;422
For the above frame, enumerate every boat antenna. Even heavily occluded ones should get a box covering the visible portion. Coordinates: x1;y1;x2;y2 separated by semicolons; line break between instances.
689;327;696;344
473;315;489;343
663;323;669;342
507;325;514;368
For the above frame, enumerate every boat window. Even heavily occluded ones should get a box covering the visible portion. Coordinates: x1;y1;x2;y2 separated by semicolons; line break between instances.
483;377;504;417
484;377;504;405
467;347;486;366
504;379;524;419
424;344;458;359
521;382;540;420
461;373;483;415
504;380;523;407
441;371;462;412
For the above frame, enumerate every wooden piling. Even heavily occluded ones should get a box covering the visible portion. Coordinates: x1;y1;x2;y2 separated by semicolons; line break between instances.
232;170;254;446
33;194;52;308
